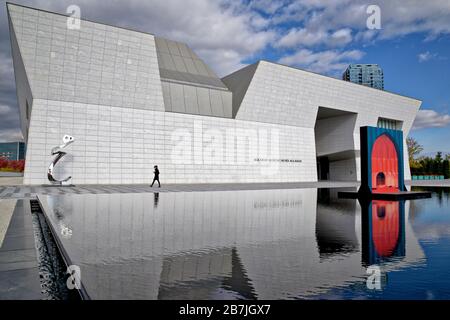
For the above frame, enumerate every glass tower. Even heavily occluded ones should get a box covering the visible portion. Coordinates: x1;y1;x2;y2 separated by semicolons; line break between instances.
342;64;384;90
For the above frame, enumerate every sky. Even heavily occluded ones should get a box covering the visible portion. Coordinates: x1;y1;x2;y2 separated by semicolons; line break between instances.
0;0;449;156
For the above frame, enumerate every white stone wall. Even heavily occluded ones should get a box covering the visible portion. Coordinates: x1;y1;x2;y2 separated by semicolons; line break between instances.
236;61;420;133
235;61;420;181
8;4;164;112
24;99;317;185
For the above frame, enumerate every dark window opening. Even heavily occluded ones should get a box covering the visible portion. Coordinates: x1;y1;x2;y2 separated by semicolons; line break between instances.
376;172;386;187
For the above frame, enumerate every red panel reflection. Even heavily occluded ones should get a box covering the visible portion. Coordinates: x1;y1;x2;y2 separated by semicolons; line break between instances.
371;134;399;193
372;200;400;257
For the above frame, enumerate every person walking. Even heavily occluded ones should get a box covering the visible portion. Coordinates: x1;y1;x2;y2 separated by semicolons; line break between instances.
151;165;160;187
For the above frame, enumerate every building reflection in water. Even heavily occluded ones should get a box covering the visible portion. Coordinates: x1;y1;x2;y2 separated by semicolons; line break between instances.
316;188;359;259
39;188;424;300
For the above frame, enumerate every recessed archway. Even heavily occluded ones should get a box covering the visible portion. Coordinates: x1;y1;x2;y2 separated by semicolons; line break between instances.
314;107;357;181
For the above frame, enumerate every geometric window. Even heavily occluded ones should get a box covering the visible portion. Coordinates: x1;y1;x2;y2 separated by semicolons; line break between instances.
377;117;402;130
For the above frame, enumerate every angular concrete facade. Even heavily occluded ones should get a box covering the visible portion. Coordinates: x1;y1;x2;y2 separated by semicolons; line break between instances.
7;3;422;185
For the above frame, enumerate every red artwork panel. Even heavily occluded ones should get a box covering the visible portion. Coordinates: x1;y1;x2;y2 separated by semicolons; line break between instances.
371;134;399;193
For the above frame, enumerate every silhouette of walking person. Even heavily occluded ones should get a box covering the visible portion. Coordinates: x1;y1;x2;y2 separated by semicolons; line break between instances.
151;165;160;187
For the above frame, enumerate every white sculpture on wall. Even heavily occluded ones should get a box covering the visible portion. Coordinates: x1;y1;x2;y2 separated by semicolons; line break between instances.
47;135;74;185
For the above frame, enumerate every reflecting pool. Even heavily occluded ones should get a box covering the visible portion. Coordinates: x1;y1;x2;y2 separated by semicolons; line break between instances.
37;187;450;299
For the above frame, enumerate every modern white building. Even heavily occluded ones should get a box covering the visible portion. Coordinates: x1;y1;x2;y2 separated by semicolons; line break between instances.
7;3;422;185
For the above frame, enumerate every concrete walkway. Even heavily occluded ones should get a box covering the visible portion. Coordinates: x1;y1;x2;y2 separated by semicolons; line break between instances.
0;200;42;299
0;181;359;199
0;200;16;248
0;177;23;186
409;179;450;187
0;179;449;200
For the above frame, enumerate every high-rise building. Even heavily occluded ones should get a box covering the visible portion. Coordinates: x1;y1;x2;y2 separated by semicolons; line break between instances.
342;64;384;90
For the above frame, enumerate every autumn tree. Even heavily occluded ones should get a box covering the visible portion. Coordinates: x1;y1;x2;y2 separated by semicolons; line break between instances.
406;137;423;164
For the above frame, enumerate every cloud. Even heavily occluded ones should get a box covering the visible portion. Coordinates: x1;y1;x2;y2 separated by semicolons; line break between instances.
412;109;450;130
0;128;23;142
418;51;437;62
278;48;364;74
330;28;353;46
275;27;352;49
274;1;450;40
0;104;12;115
275;28;328;48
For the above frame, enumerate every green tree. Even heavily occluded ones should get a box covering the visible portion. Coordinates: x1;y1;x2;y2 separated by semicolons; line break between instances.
443;159;450;179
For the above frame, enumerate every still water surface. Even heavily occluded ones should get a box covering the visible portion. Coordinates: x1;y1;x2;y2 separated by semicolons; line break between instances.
39;187;450;299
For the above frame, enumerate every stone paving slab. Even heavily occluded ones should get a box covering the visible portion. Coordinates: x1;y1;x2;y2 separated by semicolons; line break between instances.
0;200;16;247
0;200;42;300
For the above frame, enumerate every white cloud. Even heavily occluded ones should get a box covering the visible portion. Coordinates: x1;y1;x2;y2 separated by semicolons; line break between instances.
0;52;14;88
275;28;328;48
418;51;437;62
275;27;352;49
0;104;12;115
330;28;352;46
0;128;23;142
273;1;450;44
278;48;364;74
412;109;450;130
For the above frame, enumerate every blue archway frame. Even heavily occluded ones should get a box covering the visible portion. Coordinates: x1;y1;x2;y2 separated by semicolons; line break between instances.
359;126;406;194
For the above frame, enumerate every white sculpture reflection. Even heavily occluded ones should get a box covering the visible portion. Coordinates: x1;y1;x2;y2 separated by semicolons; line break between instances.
61;224;73;239
47;135;74;185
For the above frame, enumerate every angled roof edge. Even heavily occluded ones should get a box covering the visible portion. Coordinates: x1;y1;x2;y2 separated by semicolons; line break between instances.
222;62;259;118
258;60;422;104
7;8;32;141
6;2;156;37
